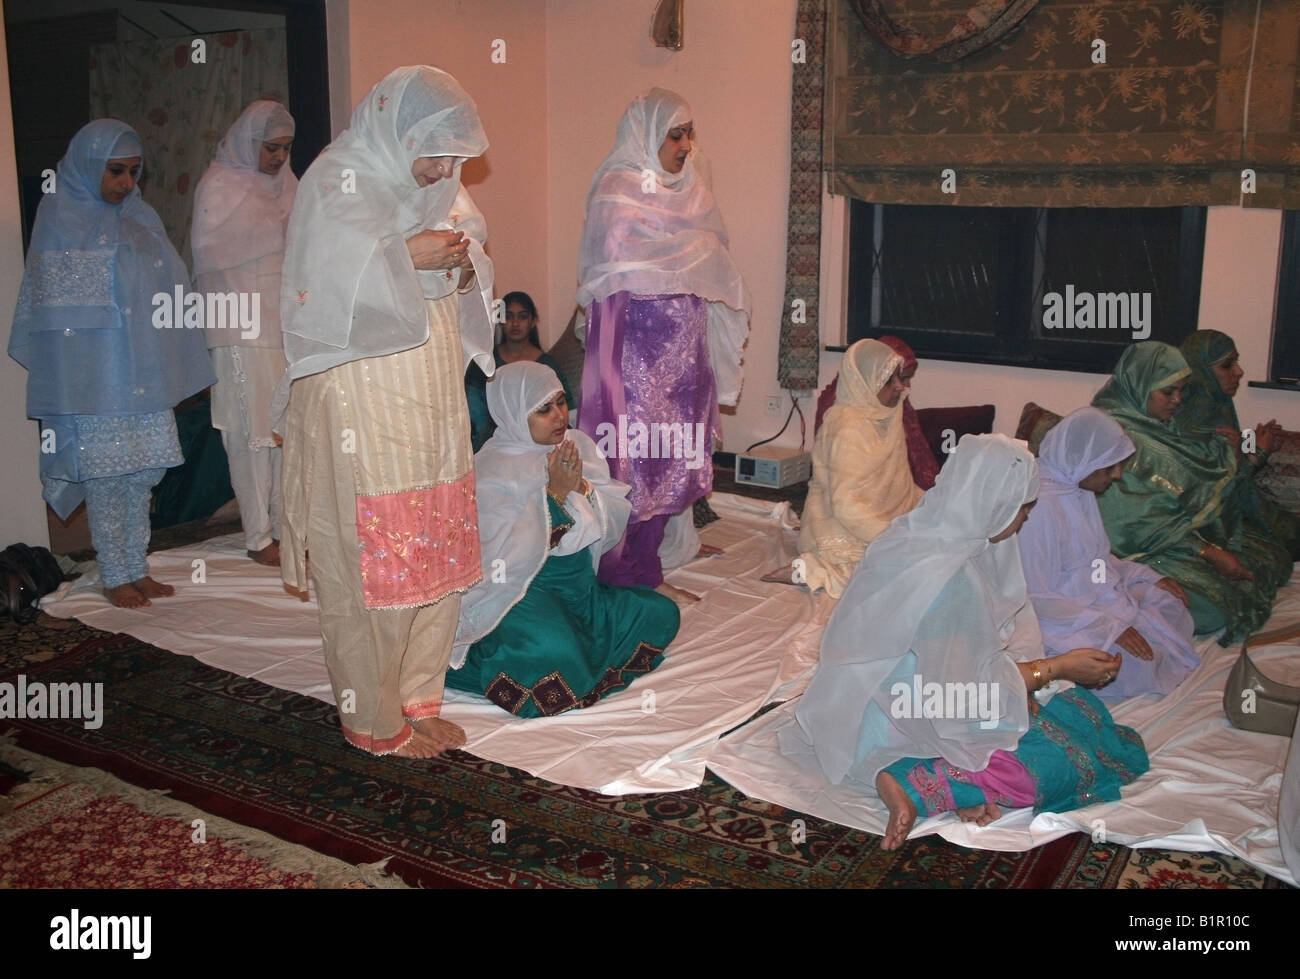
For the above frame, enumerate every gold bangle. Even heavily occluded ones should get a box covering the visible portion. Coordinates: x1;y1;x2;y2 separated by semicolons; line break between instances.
1030;661;1043;689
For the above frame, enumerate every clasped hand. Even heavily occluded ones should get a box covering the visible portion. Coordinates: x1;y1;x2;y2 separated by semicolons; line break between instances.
547;440;584;499
405;229;471;271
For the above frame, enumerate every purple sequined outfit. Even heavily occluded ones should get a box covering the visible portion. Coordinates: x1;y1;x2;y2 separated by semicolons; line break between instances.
580;291;717;586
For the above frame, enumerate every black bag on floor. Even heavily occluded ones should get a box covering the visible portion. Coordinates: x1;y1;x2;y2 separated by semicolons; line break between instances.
0;543;77;623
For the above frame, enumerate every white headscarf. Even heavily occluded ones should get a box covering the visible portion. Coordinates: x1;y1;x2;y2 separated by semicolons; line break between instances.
191;100;297;276
797;339;922;596
454;362;632;664
577;88;751;405
280;66;495;381
1018;407;1149;654
792;434;1039;784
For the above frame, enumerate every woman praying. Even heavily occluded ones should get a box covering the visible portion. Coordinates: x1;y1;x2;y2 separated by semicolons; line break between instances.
576;88;750;600
1178;329;1300;559
450;362;678;716
8;119;214;609
878;335;941;490
1019;407;1199;700
278;66;497;759
797;338;923;598
784;434;1147;851
191;100;297;566
1092;342;1292;645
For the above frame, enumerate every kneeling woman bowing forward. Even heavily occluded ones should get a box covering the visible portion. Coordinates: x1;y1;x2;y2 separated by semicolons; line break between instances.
783;434;1149;851
449;363;679;716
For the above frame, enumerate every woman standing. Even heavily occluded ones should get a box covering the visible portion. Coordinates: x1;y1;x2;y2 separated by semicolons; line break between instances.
278;67;497;759
191;100;297;566
450;362;677;716
576;88;750;598
9;119;214;608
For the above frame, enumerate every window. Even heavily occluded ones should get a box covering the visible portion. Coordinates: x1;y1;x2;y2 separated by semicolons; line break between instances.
845;202;1206;373
1267;211;1300;385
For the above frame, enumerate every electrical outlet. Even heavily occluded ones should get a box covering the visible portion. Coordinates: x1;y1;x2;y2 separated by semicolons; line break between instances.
764;395;784;417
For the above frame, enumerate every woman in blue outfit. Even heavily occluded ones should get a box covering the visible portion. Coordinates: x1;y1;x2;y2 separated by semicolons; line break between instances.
9;119;214;608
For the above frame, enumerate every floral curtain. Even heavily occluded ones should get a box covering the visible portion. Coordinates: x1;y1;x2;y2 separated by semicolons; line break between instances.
825;0;1300;208
89;30;289;268
845;0;1039;61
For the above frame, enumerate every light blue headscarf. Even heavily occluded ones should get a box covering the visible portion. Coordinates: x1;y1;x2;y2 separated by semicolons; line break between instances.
8;118;213;418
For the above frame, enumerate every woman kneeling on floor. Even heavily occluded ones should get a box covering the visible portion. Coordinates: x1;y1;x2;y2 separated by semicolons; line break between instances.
783;434;1149;850
449;362;680;716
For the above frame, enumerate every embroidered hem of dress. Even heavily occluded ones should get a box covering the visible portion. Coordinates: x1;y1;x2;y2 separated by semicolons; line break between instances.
356;472;481;609
402;698;444;720
341;721;415;755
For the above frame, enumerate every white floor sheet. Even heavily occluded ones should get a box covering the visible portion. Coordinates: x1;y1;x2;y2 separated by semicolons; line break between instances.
705;570;1300;885
38;493;1300;882
39;493;829;795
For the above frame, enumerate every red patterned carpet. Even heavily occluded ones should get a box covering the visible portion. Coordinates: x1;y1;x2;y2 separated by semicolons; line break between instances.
0;618;1286;889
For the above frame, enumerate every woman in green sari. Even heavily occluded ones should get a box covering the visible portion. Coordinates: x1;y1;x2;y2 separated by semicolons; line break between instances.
1178;329;1300;559
449;361;679;717
1092;342;1291;645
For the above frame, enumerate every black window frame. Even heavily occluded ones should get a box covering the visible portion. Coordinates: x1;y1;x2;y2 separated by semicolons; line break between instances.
1267;210;1300;385
841;200;1207;374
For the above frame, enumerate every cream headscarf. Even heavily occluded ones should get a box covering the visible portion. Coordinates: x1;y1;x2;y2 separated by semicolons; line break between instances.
280;66;495;382
454;363;633;665
576;88;750;405
797;339;923;597
790;434;1039;784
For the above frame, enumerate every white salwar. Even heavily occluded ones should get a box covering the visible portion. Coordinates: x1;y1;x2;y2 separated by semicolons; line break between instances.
1018;407;1198;700
798;339;923;598
191;101;297;551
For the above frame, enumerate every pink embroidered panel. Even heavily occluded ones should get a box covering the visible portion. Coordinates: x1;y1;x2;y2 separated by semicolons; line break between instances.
355;472;481;609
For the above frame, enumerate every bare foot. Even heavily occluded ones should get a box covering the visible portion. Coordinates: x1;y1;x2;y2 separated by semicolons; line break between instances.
875;770;918;851
409;715;466;754
248;542;281;566
105;582;149;608
391;726;445;759
956;801;1003;827
133;576;174;599
695;543;723;558
655;582;700;605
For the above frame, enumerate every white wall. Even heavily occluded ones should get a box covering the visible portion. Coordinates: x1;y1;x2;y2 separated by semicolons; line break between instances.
0;16;51;547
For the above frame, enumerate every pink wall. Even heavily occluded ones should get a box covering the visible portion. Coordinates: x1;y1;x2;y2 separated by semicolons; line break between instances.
344;0;551;319
325;1;1300;451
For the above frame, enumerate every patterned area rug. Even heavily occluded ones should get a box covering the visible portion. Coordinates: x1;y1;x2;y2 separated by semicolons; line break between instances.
0;616;1284;889
0;742;400;888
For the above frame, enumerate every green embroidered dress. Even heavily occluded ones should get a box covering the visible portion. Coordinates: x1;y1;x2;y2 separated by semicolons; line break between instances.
1178;330;1300;559
1092;342;1291;645
448;494;677;716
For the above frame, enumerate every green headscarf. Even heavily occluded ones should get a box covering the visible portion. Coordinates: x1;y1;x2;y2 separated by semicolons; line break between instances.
1178;330;1239;439
1091;342;1236;559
